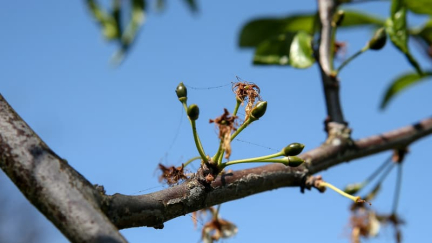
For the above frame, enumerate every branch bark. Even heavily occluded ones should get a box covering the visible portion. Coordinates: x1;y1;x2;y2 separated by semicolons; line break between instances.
1;91;432;240
0;94;127;243
1;1;430;240
103;116;432;229
317;0;347;128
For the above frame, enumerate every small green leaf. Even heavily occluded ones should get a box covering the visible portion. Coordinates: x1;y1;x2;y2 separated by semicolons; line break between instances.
183;0;198;12
289;31;315;68
253;33;296;65
405;0;432;15
418;19;432;44
386;0;423;74
86;0;119;40
239;15;315;47
380;71;432;109
239;10;384;48
112;0;146;63
411;19;432;57
340;9;385;27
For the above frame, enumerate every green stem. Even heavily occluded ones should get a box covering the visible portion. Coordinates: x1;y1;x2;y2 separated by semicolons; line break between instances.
336;45;369;74
222;153;285;167
181;101;188;113
191;120;208;163
233;99;241;116
212;140;224;165
183;156;202;167
211;99;243;165
320;181;363;203
230;118;253;141
363;155;392;185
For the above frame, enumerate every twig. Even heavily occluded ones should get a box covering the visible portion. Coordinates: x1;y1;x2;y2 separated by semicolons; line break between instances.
317;0;347;131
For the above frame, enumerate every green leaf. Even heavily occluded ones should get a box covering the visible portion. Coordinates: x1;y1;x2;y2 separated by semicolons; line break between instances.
253;33;296;65
239;10;384;48
418;19;432;44
239;15;315;47
86;0;119;40
411;19;432;56
340;9;385;27
183;0;198;12
405;0;432;15
289;31;315;68
112;0;146;63
380;71;432;109
385;0;423;74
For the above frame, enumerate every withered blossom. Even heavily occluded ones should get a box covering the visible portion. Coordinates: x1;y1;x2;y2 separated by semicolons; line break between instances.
157;163;188;185
209;109;238;159
349;203;404;243
194;207;238;243
232;80;261;120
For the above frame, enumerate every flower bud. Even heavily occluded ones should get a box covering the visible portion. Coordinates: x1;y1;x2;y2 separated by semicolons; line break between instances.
187;104;199;120
287;156;304;167
368;27;387;50
343;183;363;195
250;101;267;120
176;82;187;102
283;143;305;156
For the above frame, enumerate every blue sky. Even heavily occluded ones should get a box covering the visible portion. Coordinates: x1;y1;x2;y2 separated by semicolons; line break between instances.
1;1;432;243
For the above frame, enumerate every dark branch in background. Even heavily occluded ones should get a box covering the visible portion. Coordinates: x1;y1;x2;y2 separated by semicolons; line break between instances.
317;0;347;131
0;94;127;243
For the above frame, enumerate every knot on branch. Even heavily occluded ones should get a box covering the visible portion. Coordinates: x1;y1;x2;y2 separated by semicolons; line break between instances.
325;121;351;146
196;161;221;188
301;175;326;193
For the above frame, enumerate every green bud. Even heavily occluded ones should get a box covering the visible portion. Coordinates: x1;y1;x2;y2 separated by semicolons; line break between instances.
286;156;304;167
176;82;187;102
333;10;345;26
187;104;199;120
283;143;305;156
343;183;363;195
368;27;387;50
250;101;267;120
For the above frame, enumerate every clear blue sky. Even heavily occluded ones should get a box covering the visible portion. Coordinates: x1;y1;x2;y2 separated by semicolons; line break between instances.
1;1;431;243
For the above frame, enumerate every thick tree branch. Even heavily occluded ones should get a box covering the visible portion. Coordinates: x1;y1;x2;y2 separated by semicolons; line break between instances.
0;94;127;243
317;0;347;127
1;89;432;239
104;117;432;229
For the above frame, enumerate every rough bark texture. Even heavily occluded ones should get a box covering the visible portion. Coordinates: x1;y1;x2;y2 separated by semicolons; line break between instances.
0;94;127;243
2;1;432;242
2;92;432;238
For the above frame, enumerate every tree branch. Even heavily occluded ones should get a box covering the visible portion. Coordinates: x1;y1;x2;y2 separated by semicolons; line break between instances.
317;0;347;128
0;94;127;243
103;117;432;229
1;89;432;239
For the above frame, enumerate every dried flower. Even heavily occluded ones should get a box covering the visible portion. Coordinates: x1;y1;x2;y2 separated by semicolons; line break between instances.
157;163;188;185
232;79;261;120
195;207;238;243
210;109;238;159
349;203;404;243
